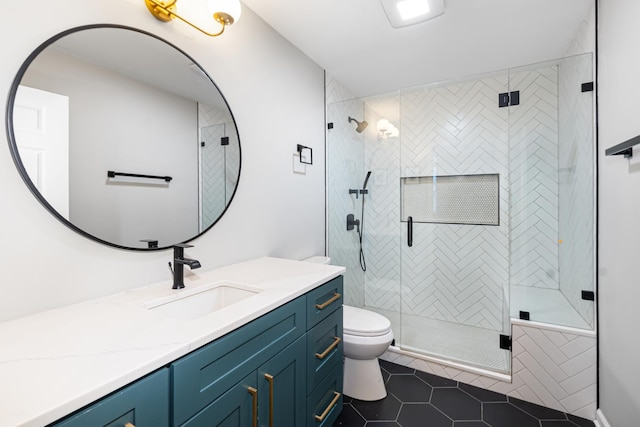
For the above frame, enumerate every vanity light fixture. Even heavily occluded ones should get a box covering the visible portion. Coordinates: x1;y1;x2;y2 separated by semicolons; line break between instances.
144;0;241;37
380;0;444;28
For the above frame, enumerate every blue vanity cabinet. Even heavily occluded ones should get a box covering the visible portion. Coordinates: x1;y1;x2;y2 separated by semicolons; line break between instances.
49;368;169;427
257;335;307;427
305;277;344;427
171;297;306;426
48;275;344;427
306;276;343;328
180;372;259;427
307;363;344;427
306;307;343;393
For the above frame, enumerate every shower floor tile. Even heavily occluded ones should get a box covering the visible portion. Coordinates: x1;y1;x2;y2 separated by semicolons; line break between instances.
368;307;510;373
333;360;594;427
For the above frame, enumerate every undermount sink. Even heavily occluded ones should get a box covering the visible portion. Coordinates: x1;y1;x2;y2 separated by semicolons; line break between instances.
145;282;263;321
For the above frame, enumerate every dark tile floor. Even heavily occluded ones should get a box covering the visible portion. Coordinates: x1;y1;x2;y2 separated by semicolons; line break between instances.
333;360;594;427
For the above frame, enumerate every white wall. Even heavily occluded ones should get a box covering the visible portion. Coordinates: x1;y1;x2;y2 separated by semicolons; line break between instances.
0;0;325;321
598;0;640;424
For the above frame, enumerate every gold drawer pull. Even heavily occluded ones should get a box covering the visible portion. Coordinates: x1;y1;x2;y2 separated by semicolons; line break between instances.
124;424;135;427
265;373;275;427
315;337;341;360
247;386;258;427
314;391;341;422
315;293;341;310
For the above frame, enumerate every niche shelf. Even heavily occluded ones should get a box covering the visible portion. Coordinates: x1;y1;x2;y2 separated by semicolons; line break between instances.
605;134;640;158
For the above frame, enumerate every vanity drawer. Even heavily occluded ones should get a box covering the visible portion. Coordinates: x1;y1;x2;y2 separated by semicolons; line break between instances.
306;362;343;427
307;307;343;394
50;368;169;427
306;276;343;328
171;297;306;426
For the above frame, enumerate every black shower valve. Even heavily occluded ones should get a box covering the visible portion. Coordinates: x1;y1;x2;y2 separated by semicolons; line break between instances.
346;214;360;232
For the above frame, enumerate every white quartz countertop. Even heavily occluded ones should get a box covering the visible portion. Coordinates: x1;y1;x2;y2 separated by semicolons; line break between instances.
0;257;345;427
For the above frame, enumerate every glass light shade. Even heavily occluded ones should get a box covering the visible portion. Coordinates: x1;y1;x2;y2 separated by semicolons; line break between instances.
377;119;391;132
174;0;213;30
209;0;242;23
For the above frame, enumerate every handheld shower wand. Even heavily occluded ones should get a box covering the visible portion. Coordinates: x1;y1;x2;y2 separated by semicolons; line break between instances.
363;171;372;190
358;171;372;272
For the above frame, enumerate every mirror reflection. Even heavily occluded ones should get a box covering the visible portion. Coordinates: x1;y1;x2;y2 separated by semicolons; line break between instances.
8;25;240;250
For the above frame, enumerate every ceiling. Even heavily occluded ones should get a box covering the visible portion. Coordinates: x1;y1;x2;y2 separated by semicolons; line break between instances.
242;0;594;98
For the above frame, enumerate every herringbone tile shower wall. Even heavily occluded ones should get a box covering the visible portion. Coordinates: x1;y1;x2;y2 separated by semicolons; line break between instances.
361;71;560;332
329;63;592;330
508;67;560;290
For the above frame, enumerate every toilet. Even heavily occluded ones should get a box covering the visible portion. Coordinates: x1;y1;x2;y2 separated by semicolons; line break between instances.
302;256;394;401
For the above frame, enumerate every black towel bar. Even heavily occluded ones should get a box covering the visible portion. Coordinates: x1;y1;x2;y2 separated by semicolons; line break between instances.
605;134;640;158
107;170;172;182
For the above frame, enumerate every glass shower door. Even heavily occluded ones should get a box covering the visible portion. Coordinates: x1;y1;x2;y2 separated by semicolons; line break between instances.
397;74;512;374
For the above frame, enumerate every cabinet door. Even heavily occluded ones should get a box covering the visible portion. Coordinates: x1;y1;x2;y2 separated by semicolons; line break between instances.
258;336;307;427
172;298;306;426
51;369;169;427
307;307;343;394
307;363;343;427
182;372;259;427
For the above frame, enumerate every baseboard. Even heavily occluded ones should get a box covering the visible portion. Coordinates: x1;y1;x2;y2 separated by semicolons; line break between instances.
594;409;611;427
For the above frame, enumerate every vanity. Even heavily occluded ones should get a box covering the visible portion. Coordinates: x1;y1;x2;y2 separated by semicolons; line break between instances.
0;258;345;427
1;23;343;427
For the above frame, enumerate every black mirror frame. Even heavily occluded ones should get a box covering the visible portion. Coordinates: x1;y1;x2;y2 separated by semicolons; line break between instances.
5;24;241;251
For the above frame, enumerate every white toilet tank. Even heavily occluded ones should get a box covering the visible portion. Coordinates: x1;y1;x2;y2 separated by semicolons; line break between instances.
302;256;331;265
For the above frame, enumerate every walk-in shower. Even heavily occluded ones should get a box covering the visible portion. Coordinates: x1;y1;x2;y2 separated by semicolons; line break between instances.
327;52;595;375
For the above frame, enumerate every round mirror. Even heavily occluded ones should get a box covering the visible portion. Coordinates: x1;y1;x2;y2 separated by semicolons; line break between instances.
6;25;241;250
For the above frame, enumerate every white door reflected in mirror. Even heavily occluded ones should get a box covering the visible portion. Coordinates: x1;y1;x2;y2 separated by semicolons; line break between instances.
14;85;69;219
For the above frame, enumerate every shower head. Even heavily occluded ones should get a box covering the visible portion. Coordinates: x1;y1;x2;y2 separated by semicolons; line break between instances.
363;171;372;190
348;116;369;133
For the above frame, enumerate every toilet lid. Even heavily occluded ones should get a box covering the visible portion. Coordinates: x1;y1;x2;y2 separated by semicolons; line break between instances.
343;305;392;337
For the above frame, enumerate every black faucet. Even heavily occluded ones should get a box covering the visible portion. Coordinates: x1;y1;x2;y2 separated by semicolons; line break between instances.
172;244;201;289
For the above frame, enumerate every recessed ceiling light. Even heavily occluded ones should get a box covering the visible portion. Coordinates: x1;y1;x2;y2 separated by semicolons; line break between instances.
380;0;445;28
396;0;430;20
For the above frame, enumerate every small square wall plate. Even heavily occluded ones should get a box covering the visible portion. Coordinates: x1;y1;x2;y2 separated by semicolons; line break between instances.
380;0;445;28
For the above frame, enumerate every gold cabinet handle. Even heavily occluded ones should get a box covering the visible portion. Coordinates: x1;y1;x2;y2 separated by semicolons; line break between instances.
315;293;341;310
314;391;341;422
315;337;341;360
124;424;135;427
264;373;274;427
247;386;258;427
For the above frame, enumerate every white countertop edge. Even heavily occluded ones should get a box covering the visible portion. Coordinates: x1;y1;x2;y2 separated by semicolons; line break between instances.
0;257;345;427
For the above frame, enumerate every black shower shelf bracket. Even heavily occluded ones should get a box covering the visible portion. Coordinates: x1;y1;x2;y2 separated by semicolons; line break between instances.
605;134;640;158
107;170;172;182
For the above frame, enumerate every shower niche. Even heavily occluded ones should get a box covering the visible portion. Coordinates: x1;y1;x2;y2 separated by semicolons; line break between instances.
326;52;595;385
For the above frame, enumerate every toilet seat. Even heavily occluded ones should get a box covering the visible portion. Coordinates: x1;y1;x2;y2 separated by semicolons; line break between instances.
343;305;392;337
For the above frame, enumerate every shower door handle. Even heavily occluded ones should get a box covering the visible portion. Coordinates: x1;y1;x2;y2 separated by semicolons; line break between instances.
407;216;413;247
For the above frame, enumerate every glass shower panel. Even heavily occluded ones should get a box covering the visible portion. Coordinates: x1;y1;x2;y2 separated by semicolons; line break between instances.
326;99;367;308
360;96;403;337
200;123;226;231
508;54;595;330
398;73;512;373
